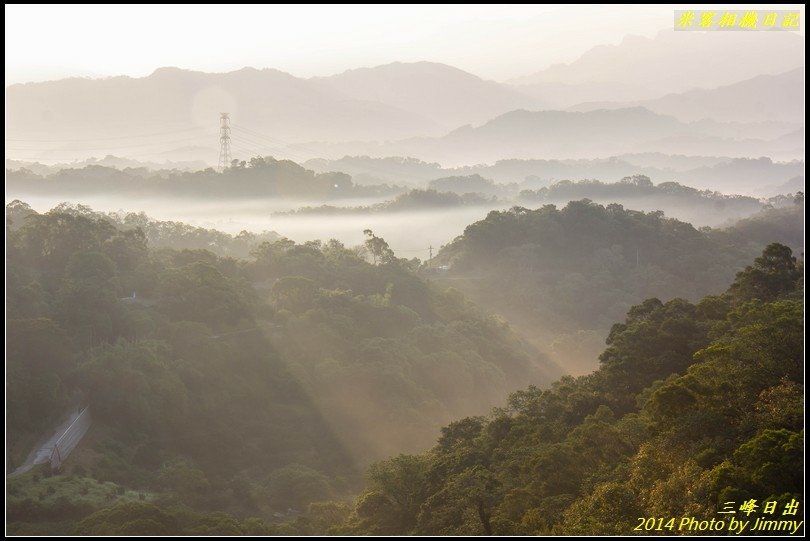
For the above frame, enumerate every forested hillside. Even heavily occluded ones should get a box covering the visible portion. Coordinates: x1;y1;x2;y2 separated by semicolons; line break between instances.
6;202;556;534
342;243;804;535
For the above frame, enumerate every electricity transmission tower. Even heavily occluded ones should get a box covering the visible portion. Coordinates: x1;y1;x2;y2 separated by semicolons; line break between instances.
218;113;232;171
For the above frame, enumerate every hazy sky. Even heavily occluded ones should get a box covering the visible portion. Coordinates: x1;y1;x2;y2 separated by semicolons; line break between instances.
5;4;803;84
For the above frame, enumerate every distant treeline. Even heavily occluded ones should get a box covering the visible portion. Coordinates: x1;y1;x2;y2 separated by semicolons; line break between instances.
276;189;497;215
519;175;762;206
8;156;804;207
6;158;405;200
305;155;804;195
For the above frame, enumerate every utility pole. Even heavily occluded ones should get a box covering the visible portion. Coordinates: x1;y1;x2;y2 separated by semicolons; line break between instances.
429;245;433;260
218;113;232;171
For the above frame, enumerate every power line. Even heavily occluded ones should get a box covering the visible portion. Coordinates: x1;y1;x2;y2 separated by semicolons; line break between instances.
231;125;351;164
229;129;312;163
229;136;270;154
232;125;331;160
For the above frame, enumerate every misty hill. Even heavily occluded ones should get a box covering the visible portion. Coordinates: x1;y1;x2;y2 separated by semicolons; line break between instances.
427;174;504;196
508;156;803;197
674;156;804;193
305;156;446;185
361;107;801;165
276;189;497;216
306;154;803;193
431;199;804;373
9;151;798;211
316;61;541;129
272;175;778;229
714;199;806;252
518;175;766;227
570;68;805;124
511;30;805;107
305;155;707;185
759;175;804;197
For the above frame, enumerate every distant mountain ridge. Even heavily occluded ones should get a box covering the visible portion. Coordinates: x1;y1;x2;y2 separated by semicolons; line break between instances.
6;34;803;167
6;62;542;148
6;66;438;144
568;68;805;123
301;107;803;166
510;30;805;106
315;61;542;129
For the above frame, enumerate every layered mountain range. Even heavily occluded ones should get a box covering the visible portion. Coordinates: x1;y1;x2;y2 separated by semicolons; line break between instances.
6;30;804;168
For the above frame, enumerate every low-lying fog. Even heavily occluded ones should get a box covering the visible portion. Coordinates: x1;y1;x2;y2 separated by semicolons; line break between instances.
10;190;776;259
13;194;504;256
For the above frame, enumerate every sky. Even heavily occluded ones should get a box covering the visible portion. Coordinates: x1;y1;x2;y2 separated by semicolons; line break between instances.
5;4;803;84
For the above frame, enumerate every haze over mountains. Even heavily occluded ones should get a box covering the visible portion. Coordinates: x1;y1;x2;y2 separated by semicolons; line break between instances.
6;67;439;144
314;61;541;131
303;106;802;165
569;67;805;123
7;61;544;151
5;28;804;191
302;154;803;197
510;30;805;106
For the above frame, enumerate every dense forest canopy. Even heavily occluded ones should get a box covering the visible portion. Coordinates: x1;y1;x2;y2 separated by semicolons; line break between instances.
6;201;561;534
336;242;803;535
